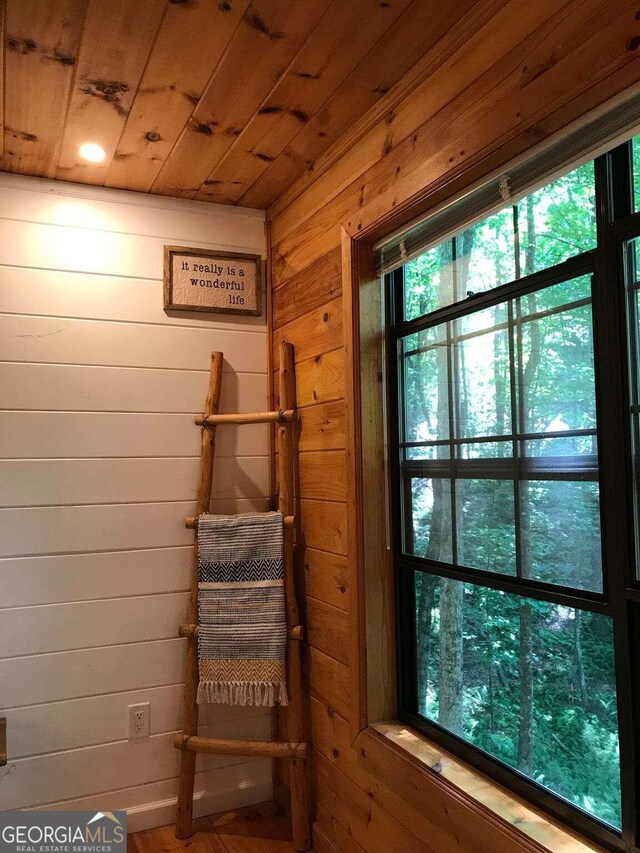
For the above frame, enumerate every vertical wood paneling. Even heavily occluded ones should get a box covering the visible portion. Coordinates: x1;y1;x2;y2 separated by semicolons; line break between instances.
272;297;343;368
297;450;346;501
268;3;640;847
303;648;350;721
300;548;349;612
0;175;268;824
271;0;640;267
305;598;348;664
298;400;345;452
274;349;345;410
272;248;342;330
299;500;346;555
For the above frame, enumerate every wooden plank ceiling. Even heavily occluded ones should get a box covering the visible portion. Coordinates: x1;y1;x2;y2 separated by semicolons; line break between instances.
0;0;464;209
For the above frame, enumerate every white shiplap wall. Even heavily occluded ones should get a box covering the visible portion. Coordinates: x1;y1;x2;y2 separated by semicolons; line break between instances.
0;174;272;829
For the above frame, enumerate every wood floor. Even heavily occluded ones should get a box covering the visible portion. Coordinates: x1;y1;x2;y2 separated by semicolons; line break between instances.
128;802;296;853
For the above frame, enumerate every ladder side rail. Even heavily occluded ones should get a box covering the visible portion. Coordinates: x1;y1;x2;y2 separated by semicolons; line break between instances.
175;351;224;840
278;342;299;632
278;341;311;852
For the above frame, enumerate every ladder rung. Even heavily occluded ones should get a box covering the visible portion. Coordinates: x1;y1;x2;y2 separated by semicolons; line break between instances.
185;514;294;530
195;409;295;426
174;733;307;759
179;623;303;641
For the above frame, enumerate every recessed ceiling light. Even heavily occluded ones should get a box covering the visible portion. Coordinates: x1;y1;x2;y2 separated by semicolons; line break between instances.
78;143;106;163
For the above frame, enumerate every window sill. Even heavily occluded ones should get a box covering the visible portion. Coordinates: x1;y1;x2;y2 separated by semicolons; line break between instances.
354;722;606;853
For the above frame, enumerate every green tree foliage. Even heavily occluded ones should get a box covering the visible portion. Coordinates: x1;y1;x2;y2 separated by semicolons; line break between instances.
402;163;622;827
415;576;620;826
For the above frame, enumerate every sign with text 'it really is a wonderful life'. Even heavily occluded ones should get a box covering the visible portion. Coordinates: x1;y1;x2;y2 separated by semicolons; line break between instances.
164;246;262;316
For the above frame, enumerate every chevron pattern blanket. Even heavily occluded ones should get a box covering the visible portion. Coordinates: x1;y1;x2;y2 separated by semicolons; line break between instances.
196;511;288;707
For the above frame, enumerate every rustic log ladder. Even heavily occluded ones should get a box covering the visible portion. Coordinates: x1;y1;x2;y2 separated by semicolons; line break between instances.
174;343;311;851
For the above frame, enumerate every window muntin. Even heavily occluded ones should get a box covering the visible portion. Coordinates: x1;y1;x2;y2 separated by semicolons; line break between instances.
390;142;640;848
399;274;602;592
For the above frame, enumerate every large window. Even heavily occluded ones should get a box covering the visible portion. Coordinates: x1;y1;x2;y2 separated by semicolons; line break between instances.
388;142;640;850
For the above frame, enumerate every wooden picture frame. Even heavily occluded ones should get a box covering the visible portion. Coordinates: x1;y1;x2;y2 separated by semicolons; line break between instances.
163;245;263;316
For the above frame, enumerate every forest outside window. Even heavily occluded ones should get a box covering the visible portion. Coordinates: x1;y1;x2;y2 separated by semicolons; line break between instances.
387;140;640;851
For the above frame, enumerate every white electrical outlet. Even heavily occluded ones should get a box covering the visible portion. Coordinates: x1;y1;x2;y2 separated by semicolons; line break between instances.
129;702;150;740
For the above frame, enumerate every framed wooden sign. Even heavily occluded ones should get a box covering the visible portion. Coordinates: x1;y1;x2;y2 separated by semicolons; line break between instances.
164;245;262;316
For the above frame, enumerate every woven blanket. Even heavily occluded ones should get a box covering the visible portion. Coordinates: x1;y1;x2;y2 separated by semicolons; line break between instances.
196;511;288;707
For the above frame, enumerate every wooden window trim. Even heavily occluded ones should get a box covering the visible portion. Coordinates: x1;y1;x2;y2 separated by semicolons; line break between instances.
341;224;608;853
358;723;604;853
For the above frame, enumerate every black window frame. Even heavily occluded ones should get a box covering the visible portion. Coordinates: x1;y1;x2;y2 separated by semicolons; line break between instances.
387;142;640;852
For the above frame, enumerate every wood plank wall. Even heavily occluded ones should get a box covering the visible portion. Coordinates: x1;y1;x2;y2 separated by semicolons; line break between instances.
0;174;272;830
268;2;640;850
